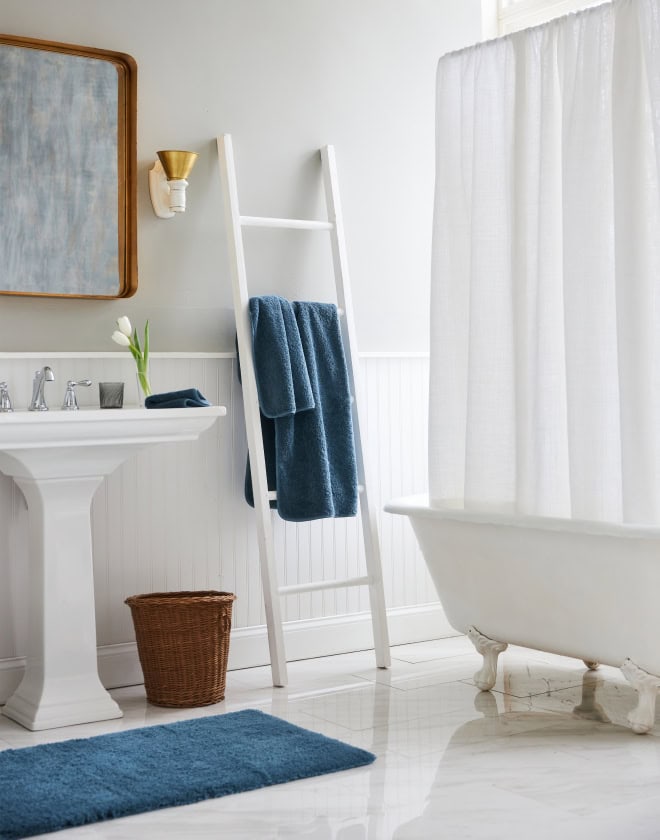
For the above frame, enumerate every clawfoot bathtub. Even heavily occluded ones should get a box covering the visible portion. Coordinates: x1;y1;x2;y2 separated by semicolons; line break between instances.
385;495;660;734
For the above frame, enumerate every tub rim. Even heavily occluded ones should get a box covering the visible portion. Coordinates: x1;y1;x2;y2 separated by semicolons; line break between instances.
384;494;660;539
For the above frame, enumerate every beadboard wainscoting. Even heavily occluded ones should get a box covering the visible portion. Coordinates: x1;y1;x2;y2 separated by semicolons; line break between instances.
0;352;450;700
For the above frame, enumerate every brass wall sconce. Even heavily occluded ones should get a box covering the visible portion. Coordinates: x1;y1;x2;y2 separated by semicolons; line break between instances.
148;150;198;218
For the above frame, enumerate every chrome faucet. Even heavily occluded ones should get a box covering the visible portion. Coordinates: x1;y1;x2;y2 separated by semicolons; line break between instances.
29;366;55;411
0;381;13;412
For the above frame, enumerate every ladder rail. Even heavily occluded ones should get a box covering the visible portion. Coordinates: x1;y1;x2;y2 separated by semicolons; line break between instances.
321;145;392;668
217;134;288;687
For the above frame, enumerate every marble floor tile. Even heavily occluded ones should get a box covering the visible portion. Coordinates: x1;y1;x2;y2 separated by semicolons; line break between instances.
562;795;660;840
527;670;660;734
368;693;571;757
460;649;592;699
231;649;383;687
4;635;660;838
447;721;660;817
351;653;482;691
389;635;474;662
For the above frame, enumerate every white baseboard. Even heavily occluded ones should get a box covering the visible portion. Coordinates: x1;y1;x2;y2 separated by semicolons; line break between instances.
0;603;454;703
223;602;455;674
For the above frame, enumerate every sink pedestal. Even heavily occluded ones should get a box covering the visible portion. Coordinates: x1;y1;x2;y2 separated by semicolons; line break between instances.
0;407;225;730
3;469;123;730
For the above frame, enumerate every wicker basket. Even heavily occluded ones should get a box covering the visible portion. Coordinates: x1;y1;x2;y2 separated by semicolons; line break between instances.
125;590;236;708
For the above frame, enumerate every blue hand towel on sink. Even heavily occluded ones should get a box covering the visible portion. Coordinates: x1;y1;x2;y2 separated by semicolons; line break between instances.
243;295;358;522
145;388;211;409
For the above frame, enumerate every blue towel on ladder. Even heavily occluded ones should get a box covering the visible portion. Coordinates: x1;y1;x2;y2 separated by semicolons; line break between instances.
248;296;315;417
243;295;358;522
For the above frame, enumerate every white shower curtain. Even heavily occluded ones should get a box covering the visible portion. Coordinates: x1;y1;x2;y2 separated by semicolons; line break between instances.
429;0;660;524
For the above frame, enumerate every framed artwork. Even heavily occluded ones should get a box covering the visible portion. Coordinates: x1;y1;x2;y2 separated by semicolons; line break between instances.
0;34;137;298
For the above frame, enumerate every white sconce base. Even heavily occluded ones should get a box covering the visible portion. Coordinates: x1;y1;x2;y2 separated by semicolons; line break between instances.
149;160;189;218
167;179;188;213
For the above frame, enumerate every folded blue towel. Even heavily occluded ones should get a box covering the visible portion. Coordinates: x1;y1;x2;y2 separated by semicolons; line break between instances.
145;388;211;409
243;296;358;522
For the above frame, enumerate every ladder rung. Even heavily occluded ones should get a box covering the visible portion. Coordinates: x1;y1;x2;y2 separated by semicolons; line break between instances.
278;575;369;596
240;215;333;231
269;487;363;501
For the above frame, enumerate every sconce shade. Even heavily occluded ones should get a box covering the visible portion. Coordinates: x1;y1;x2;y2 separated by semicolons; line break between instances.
157;150;198;181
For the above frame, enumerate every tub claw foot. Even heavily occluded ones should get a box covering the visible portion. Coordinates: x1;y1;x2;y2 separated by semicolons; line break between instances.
467;626;508;691
583;660;600;670
572;671;609;722
621;658;660;734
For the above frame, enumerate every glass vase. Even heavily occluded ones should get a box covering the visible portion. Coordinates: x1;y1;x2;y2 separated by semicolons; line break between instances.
135;363;152;408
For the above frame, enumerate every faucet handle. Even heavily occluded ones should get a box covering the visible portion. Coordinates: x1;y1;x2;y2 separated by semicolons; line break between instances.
62;379;92;411
0;381;13;413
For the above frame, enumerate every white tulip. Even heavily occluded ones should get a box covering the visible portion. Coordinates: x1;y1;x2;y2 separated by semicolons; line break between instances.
116;316;132;337
111;330;131;347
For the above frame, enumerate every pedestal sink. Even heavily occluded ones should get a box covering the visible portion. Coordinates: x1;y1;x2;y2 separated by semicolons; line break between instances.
0;406;226;731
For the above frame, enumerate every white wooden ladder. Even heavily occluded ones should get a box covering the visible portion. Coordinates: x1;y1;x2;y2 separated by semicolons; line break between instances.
217;133;391;686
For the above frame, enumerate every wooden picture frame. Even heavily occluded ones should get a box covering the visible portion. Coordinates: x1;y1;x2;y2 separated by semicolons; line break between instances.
0;34;137;298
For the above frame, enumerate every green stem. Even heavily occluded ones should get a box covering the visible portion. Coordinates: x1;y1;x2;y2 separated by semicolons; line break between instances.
136;360;152;396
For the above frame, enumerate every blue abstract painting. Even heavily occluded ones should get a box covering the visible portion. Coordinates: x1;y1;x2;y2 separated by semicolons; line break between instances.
0;44;120;296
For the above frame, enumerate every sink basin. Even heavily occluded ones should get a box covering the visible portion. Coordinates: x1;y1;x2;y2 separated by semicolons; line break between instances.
0;405;225;458
0;406;226;730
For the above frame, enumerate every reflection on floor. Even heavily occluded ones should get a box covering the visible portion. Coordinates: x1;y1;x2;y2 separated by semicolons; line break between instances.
2;636;660;838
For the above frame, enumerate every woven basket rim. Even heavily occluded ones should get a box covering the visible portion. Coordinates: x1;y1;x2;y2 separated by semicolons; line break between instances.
125;590;236;606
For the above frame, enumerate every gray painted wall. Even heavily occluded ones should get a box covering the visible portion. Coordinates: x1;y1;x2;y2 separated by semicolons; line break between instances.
0;0;481;353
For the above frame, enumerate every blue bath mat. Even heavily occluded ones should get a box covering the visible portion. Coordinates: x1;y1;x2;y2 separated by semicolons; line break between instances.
0;709;375;839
